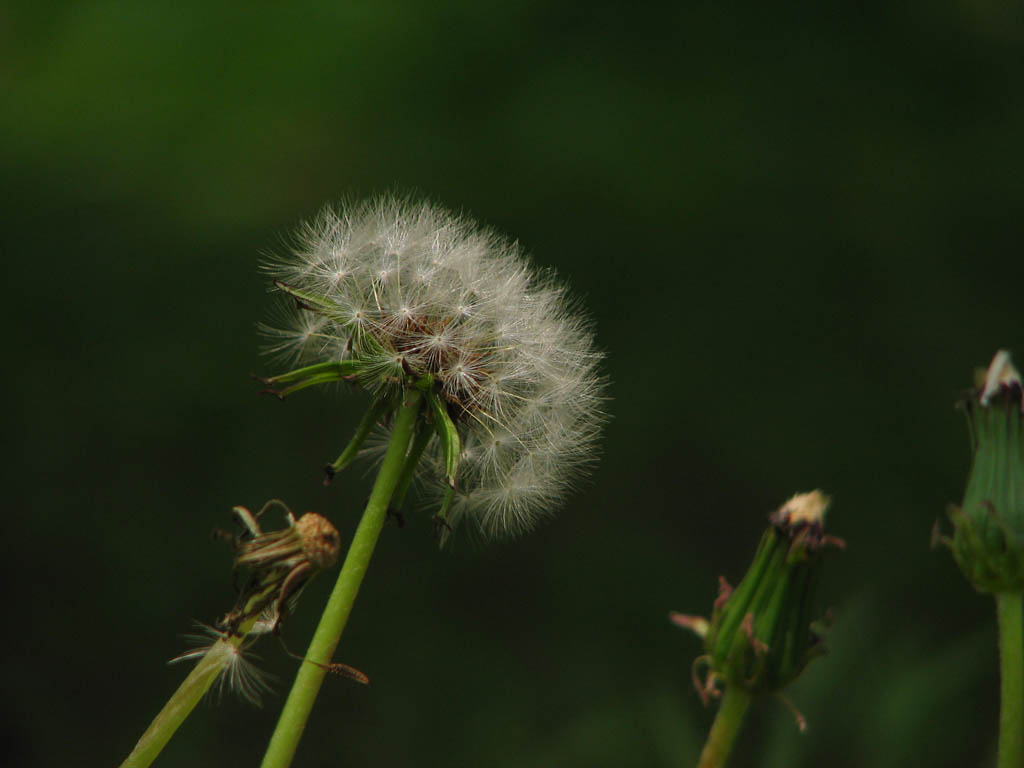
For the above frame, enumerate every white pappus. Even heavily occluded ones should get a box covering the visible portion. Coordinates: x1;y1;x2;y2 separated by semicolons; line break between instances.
261;196;606;541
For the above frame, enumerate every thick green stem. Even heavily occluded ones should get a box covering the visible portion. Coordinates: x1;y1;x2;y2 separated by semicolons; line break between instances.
997;592;1024;768
696;686;752;768
260;389;423;768
119;585;275;768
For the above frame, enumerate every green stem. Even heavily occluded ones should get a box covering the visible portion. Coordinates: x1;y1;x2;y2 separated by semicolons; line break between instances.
119;585;275;768
260;388;424;768
997;592;1024;768
696;686;753;768
120;642;229;768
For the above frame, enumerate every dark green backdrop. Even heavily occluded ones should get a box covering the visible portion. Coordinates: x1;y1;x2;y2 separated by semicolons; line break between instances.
4;2;1023;766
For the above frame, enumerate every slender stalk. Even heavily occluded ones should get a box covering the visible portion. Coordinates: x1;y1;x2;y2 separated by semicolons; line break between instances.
119;585;275;768
327;395;393;476
696;686;753;768
120;643;227;768
997;592;1024;768
260;389;423;768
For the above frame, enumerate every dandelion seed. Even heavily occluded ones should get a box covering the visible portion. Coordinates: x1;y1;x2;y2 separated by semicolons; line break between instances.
169;624;274;707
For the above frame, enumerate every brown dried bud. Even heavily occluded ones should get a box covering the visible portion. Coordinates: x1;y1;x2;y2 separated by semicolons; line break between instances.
295;512;341;570
219;501;341;637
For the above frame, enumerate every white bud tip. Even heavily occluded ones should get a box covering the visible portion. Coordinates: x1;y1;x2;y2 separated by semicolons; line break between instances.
669;611;710;639
777;490;830;526
979;349;1022;407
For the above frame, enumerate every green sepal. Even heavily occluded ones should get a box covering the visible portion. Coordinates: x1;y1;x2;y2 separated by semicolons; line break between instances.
425;387;460;489
257;360;359;399
260;360;359;385
389;420;436;513
325;395;396;480
433;485;456;544
948;504;1024;593
274;280;342;316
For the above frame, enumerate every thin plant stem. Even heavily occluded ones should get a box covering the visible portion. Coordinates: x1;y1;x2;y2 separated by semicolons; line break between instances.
260;388;424;768
696;686;753;768
997;592;1024;768
119;584;276;768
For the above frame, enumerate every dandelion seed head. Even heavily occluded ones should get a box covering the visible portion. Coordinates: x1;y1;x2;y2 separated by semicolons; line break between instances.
263;196;606;540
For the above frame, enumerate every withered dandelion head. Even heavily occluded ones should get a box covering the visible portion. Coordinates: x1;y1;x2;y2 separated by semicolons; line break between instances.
219;501;340;636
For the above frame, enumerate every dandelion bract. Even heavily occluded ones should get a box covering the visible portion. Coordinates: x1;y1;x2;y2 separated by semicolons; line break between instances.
262;196;606;539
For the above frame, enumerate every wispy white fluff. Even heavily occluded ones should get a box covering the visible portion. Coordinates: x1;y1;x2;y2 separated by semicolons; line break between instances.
169;624;273;706
263;196;606;540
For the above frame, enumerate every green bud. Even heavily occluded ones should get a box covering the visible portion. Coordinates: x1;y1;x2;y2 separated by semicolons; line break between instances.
940;350;1024;594
673;491;843;702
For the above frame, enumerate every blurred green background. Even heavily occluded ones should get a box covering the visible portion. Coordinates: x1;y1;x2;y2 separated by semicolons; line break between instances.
4;2;1023;766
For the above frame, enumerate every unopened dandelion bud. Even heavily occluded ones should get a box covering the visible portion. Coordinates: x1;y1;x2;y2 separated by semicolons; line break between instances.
937;350;1024;593
676;491;842;703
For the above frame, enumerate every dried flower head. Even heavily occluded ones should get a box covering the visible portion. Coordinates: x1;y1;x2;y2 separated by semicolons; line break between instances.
218;501;341;635
261;196;606;540
168;501;366;709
